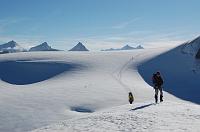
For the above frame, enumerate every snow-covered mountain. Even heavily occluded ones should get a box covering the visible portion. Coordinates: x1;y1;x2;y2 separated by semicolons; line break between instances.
136;45;144;49
101;48;119;51
0;40;27;53
29;42;59;51
121;45;135;50
69;42;89;51
102;44;144;51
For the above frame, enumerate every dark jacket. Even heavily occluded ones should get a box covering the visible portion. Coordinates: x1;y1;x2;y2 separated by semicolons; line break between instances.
155;75;163;86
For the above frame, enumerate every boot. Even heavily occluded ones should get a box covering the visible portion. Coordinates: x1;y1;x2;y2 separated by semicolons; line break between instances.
155;95;158;103
160;95;163;102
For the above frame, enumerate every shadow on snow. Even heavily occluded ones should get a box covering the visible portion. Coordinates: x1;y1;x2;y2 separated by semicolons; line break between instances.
0;60;83;85
131;103;154;111
70;106;94;113
138;45;200;104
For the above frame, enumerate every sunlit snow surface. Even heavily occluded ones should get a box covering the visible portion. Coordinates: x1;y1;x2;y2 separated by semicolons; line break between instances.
0;46;200;132
33;101;200;132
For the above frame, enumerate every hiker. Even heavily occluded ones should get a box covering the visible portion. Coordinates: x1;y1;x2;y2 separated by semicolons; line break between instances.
128;92;134;104
152;71;164;103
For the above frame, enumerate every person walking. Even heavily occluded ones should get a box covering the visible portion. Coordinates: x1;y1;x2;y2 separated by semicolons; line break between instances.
128;92;134;104
152;71;164;103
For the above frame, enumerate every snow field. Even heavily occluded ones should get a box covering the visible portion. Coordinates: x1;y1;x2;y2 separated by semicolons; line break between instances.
33;101;200;132
0;45;199;132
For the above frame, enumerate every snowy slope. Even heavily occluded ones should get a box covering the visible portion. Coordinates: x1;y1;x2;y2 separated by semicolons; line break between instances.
0;49;168;132
181;36;200;56
139;38;200;104
33;101;200;132
29;42;59;51
0;44;200;132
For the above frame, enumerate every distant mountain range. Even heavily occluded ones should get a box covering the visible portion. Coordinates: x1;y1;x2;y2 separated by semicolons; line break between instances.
29;42;59;52
1;37;200;57
69;42;89;51
0;41;90;53
0;41;143;53
102;45;144;51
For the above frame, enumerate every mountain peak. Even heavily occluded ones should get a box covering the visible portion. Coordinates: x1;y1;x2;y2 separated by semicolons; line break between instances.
0;40;26;52
41;42;48;46
37;42;51;49
121;45;134;50
69;42;89;51
29;42;59;51
38;42;51;49
102;44;144;51
78;42;83;44
77;42;85;46
136;45;144;49
123;45;131;48
10;40;16;43
6;40;18;47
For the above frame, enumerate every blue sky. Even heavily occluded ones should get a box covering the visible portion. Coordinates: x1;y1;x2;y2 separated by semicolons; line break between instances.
0;0;200;50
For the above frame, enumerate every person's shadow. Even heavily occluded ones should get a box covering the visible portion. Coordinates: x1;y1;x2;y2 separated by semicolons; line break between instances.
130;103;154;111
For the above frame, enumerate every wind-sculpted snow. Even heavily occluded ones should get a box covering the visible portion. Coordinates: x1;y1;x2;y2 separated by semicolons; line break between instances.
32;101;200;132
0;60;82;85
138;45;200;104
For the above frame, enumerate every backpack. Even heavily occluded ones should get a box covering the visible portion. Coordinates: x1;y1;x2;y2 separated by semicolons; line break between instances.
152;74;157;84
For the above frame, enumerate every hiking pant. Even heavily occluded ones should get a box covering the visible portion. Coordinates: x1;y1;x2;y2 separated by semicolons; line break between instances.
155;86;163;96
154;85;163;101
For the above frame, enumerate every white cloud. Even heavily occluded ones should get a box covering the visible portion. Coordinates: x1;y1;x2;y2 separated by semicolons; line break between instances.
111;17;141;29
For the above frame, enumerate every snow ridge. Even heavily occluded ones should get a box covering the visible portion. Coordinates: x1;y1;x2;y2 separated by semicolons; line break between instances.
181;36;200;57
